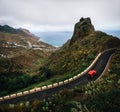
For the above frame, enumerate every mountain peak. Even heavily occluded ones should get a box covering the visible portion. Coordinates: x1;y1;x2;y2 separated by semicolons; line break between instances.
0;25;35;37
70;17;95;45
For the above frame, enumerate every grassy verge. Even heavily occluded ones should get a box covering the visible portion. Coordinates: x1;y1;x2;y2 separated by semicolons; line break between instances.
16;65;88;93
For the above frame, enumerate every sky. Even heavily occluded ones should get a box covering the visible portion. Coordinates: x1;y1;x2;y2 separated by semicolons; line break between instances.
0;0;120;32
0;0;120;46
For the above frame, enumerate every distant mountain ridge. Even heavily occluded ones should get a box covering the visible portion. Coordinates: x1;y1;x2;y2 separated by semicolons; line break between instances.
0;25;56;53
0;25;37;38
0;24;57;73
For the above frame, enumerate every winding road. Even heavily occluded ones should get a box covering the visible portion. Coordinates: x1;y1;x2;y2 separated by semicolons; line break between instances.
0;48;116;105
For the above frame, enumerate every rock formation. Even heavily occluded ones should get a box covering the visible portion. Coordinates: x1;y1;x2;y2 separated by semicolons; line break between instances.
70;17;95;45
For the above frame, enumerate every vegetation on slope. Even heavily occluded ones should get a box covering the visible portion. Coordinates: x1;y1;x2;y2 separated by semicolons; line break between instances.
0;26;55;96
1;47;120;112
0;18;120;112
1;17;120;96
0;25;38;40
39;18;120;82
0;49;51;96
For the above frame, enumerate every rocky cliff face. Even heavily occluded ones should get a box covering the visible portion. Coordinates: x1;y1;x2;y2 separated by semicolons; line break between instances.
70;17;95;45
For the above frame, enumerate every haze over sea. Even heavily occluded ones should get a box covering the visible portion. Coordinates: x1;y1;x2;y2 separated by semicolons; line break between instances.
35;30;120;47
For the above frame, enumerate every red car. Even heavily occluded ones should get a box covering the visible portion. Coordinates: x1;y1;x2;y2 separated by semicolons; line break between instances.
87;69;97;78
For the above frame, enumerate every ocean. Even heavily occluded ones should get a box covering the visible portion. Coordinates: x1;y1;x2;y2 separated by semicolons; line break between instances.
34;30;120;47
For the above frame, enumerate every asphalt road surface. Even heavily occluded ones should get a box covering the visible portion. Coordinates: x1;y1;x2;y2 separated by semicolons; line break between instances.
0;48;116;105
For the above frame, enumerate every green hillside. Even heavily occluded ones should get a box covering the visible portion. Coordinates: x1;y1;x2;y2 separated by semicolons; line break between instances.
0;18;120;112
0;26;56;96
39;18;120;80
1;44;120;112
0;49;50;96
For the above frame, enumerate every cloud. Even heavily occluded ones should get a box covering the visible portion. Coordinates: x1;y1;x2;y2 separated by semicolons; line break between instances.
0;0;120;31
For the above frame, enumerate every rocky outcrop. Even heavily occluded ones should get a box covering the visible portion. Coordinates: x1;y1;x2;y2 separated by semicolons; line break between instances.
70;17;95;45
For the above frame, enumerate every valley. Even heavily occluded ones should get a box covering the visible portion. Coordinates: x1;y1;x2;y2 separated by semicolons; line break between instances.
0;17;120;112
